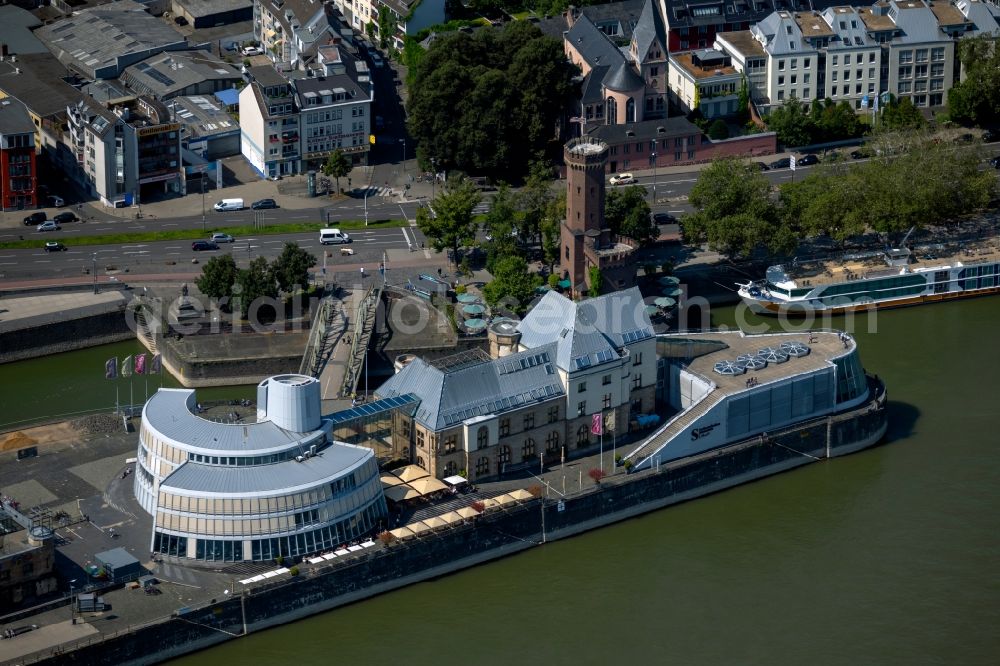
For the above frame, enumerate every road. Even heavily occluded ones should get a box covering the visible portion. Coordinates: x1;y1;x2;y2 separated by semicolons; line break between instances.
0;225;425;281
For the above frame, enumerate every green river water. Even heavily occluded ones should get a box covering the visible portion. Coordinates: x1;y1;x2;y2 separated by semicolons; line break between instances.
5;300;998;664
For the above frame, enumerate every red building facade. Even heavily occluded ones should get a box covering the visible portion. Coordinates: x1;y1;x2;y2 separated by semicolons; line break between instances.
0;99;37;211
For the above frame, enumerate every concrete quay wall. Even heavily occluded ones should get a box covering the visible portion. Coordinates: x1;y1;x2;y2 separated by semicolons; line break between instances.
26;397;887;666
0;307;133;364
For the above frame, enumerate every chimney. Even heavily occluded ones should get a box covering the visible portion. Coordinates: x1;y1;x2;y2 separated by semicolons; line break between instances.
566;5;580;28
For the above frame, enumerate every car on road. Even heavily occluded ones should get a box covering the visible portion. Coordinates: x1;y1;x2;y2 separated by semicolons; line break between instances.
370;52;384;68
849;148;870;159
250;198;278;210
192;241;219;251
990;156;1000;169
652;212;677;224
37;221;61;232
211;233;235;243
609;173;637;185
46;195;65;207
44;241;67;252
23;211;47;226
768;158;791;169
797;154;819;166
984;129;999;143
53;211;77;224
241;45;263;56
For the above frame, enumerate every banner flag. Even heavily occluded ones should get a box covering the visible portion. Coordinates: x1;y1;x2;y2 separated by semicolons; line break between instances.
105;357;117;380
135;353;146;376
121;355;134;378
150;353;162;375
605;410;616;432
591;412;603;436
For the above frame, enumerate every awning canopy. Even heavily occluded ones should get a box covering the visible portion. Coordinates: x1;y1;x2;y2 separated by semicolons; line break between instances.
421;515;447;529
438;510;465;524
384;485;421;502
389;526;414;539
509;488;534;500
391;464;430;483
380;474;404;487
406;521;430;535
409;476;448;495
442;475;468;486
456;506;480;518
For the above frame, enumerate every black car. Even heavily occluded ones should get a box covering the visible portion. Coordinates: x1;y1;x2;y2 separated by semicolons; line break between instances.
192;241;219;251
44;241;67;252
797;154;819;166
956;133;975;144
983;130;999;143
850;149;869;160
990;156;1000;169
23;211;47;226
769;157;791;169
652;212;677;224
53;211;77;224
251;198;278;210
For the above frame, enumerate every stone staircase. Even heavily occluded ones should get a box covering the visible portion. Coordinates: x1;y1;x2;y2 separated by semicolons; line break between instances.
625;390;726;469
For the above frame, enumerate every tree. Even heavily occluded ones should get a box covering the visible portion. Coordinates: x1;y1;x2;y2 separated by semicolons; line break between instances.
605;185;656;245
879;96;924;132
483;255;541;312
376;6;393;50
685;157;790;259
416;176;481;265
766;97;813;147
482;184;522;271
540;189;564;273
517;159;556;242
195;254;238;305
817;101;861;141
736;77;750;124
322;150;351;194
587;265;603;296
271;242;317;293
236;256;278;317
947;34;1000;126
407;23;578;179
707;119;730;140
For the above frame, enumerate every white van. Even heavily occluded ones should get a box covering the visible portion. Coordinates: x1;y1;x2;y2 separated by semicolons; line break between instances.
214;198;244;212
320;228;351;244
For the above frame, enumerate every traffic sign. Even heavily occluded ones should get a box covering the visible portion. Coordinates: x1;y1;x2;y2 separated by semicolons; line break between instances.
789;155;797;171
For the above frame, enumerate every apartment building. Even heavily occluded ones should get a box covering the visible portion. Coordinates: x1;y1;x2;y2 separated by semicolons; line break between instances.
667;48;743;118
66;96;183;207
0;98;37;211
255;0;354;71
240;48;372;178
331;0;444;50
714;0;988;112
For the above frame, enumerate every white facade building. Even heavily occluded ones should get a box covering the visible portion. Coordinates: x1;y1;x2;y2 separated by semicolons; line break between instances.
135;374;387;562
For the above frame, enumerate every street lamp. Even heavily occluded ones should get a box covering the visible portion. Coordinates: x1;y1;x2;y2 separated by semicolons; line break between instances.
92;253;98;294
650;151;657;204
399;138;406;170
69;578;77;623
430;157;438;199
200;176;206;232
364;187;369;227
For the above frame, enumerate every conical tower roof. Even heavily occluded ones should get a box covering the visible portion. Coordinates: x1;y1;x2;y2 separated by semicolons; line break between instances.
603;60;644;93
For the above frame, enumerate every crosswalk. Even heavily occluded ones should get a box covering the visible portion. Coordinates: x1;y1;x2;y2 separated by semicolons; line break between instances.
472;201;491;215
354;186;394;198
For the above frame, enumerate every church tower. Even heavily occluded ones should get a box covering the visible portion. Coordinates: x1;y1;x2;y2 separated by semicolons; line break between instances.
561;137;609;297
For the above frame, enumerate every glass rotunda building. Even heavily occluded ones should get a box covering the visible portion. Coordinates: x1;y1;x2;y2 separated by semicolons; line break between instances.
134;374;386;563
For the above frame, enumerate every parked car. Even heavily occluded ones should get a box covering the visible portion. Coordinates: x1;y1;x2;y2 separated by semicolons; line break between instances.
250;198;278;210
850;149;870;159
46;195;65;207
241;45;263;57
989;156;1000;169
768;158;791;169
797;154;819;166
53;211;77;224
370;52;385;68
192;241;219;251
44;241;67;252
609;172;637;185
955;133;976;144
23;211;47;226
37;221;61;232
983;129;999;143
751;161;770;171
652;212;677;224
211;233;234;243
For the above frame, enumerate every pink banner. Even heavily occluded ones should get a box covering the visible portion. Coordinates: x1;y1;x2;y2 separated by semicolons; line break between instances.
591;412;602;436
135;353;146;376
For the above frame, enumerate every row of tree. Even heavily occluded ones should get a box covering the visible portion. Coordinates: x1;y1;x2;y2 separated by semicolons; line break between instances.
684;132;997;259
195;243;317;316
406;21;578;180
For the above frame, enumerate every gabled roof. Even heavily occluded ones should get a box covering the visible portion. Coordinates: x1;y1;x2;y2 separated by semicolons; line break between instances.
632;0;668;58
567;12;629;70
517;288;653;372
956;0;1000;36
375;343;564;431
0;99;35;136
581;65;610;104
888;0;948;42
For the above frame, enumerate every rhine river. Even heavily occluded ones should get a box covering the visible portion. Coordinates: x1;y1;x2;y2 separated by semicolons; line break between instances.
5;300;997;664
